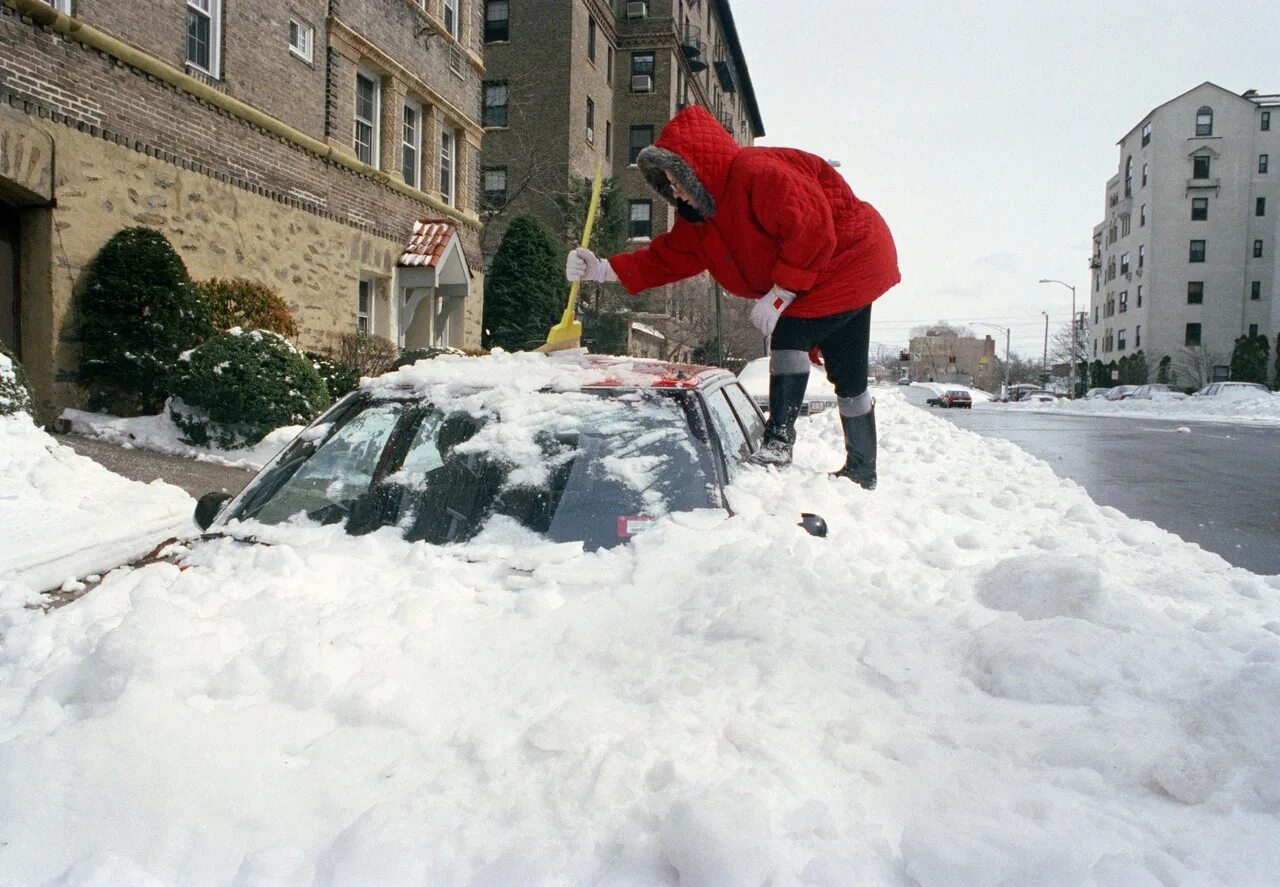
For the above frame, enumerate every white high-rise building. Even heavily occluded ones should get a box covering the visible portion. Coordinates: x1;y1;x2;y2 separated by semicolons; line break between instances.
1090;82;1279;386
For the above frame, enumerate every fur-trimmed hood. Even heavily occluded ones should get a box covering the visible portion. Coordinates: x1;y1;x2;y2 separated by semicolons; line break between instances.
636;105;742;220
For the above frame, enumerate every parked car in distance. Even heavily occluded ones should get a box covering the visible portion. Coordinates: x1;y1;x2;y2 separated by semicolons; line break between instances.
194;354;828;553
1191;381;1273;400
738;357;838;417
1009;389;1058;403
1084;388;1110;399
1105;385;1139;401
1128;384;1188;401
939;389;973;409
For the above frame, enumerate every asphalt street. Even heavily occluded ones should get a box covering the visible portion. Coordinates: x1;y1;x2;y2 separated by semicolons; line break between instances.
901;389;1280;576
54;433;257;500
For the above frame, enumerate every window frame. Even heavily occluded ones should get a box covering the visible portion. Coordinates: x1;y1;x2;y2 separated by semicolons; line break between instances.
1254;239;1264;258
1191;197;1208;221
186;0;222;79
1192;155;1211;179
585;97;595;144
481;165;507;210
1188;239;1206;263
482;80;509;128
439;127;457;208
1184;322;1202;347
401;99;422;189
587;15;597;63
628;199;653;239
1251;281;1261;301
1195;106;1213;137
1186;281;1204;305
358;278;374;335
288;18;314;63
443;0;459;40
628;124;654;165
631;51;656;92
1262;111;1271;132
1261;154;1270;174
37;0;72;12
1140;121;1151;147
484;0;509;42
354;69;381;167
1257;196;1266;217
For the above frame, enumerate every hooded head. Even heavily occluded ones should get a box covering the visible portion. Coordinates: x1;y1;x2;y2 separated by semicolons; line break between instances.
636;105;742;222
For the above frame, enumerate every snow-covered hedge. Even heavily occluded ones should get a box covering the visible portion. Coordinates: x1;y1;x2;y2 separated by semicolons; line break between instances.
388;345;465;370
305;350;360;402
169;328;329;449
0;347;35;417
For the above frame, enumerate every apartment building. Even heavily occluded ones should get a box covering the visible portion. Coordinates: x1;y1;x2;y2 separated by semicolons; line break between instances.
0;0;486;415
479;0;764;360
1089;82;1279;386
906;331;1000;390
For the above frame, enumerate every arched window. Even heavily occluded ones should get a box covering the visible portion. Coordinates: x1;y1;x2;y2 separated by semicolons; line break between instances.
1195;106;1213;137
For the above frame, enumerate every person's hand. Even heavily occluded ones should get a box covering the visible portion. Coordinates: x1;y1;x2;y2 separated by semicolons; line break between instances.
565;248;618;283
750;285;796;337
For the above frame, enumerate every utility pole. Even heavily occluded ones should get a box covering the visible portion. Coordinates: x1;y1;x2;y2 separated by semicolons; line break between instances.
1041;311;1049;387
1038;278;1077;397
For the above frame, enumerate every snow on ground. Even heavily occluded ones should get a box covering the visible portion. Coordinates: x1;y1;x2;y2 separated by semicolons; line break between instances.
60;406;302;472
910;381;994;403
0;415;195;592
3;384;1280;885
989;389;1280;426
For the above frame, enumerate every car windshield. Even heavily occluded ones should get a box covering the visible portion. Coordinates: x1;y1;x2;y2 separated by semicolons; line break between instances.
227;389;721;550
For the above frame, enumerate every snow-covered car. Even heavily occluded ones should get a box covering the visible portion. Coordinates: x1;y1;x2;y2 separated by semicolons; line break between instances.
1010;389;1057;403
1105;385;1138;401
938;389;972;408
195;352;827;551
1190;381;1272;400
1084;387;1110;399
1128;384;1188;401
737;356;838;417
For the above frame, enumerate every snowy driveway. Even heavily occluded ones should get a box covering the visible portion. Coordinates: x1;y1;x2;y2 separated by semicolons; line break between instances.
2;392;1280;885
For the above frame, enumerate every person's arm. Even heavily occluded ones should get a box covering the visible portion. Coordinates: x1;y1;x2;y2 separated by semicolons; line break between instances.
748;163;837;293
607;220;708;294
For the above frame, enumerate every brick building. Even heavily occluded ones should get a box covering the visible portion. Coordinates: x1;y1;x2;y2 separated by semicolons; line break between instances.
478;0;764;360
906;330;1001;390
0;0;487;416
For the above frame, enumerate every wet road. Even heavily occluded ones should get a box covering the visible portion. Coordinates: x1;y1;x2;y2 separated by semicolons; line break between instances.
901;390;1280;575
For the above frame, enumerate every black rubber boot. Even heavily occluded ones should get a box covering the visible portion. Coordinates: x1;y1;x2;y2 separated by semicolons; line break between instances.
832;403;877;489
749;372;808;466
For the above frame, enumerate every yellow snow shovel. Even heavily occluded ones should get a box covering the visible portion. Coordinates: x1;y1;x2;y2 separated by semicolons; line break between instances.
538;161;604;353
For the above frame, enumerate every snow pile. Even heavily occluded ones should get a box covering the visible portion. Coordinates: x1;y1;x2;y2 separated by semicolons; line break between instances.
0;415;194;591
993;390;1280;425
911;382;995;403
2;387;1280;884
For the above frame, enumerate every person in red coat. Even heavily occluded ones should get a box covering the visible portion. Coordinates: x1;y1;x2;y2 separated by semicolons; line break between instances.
566;105;899;489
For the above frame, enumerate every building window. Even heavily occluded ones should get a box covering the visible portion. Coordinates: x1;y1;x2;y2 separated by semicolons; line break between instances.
1121;215;1131;237
401;100;421;188
1191;197;1208;220
1140;204;1146;226
631;52;655;92
607;45;614;85
1189;240;1206;262
354;70;380;166
1141;122;1151;147
1192;155;1211;179
483;81;508;127
443;0;459;39
1120;252;1130;274
1263;111;1271;132
37;0;71;11
629;124;653;164
1119;290;1128;313
1249;323;1259;338
1137;285;1143;307
588;15;597;62
1254;240;1264;258
1124;156;1133;197
439;128;456;207
1187;281;1204;304
1093;305;1099;323
186;0;221;78
358;279;373;334
1185;323;1201;347
484;0;509;42
1118;328;1127;351
1141;163;1148;187
1257;197;1266;216
1251;281;1261;301
1138;245;1144;268
604;120;612;159
1135;325;1141;348
1261;154;1270;174
288;19;313;63
482;166;507;209
585;97;595;143
1195;106;1213;137
628;199;652;238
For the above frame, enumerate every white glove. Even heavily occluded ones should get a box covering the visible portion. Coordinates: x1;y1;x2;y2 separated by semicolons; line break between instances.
565;247;618;283
750;285;796;337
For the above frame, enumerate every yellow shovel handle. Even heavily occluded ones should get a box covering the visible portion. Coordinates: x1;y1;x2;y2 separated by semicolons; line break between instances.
564;161;605;320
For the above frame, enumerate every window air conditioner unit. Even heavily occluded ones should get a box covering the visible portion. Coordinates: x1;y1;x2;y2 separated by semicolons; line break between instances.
626;1;648;18
632;74;653;93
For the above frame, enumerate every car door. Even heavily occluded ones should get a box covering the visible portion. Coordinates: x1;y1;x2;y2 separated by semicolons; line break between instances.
701;380;765;481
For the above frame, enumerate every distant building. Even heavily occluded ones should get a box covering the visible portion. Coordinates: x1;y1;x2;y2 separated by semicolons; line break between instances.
907;331;1000;390
479;0;765;361
1089;82;1279;387
0;0;485;415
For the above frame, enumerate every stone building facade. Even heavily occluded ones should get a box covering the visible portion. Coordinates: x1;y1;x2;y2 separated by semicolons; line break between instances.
1089;82;1279;387
0;0;487;416
478;0;764;361
906;332;1000;390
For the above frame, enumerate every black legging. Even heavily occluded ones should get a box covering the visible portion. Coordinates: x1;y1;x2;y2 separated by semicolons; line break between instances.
770;305;871;399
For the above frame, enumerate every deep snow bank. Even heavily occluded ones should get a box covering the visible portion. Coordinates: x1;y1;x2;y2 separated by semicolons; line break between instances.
2;389;1279;885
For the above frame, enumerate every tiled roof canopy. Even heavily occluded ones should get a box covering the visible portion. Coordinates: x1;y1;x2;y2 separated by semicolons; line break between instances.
398;219;458;268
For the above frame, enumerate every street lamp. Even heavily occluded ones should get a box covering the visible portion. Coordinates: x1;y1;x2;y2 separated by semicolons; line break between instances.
971;321;1010;398
1039;278;1077;398
1041;310;1049;387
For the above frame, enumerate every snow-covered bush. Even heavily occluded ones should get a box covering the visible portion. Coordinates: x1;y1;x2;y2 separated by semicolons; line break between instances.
0;346;35;417
78;227;213;415
169;329;329;449
389;345;465;370
305;350;360;402
198;277;300;338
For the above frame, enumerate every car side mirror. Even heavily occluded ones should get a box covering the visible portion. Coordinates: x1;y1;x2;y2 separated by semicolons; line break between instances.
799;512;828;538
195;492;233;530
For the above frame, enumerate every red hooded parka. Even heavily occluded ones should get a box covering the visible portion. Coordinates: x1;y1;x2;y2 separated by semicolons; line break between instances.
609;106;900;319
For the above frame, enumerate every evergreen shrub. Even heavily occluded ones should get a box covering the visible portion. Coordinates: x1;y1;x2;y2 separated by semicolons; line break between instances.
482;215;564;352
306;350;360;401
0;346;35;418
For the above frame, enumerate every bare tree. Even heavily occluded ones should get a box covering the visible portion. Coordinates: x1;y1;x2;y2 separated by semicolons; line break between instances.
1176;346;1223;388
909;321;974;339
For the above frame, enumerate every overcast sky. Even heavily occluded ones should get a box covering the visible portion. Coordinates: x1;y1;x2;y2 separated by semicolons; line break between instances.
730;0;1280;359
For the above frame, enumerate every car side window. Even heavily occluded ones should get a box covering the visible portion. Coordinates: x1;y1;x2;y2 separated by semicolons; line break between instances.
703;388;751;476
723;382;765;446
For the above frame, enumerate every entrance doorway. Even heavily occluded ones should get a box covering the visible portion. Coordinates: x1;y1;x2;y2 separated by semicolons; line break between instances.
0;203;19;357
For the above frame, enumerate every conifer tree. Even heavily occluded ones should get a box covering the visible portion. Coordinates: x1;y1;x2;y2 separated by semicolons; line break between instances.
481;215;565;352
